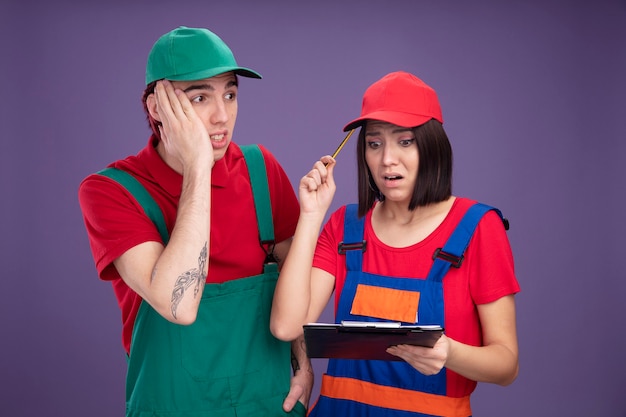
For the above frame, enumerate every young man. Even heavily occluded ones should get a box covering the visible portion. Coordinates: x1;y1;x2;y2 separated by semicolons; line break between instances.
79;26;311;416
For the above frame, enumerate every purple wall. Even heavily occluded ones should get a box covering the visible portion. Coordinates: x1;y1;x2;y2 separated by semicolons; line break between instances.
2;1;625;415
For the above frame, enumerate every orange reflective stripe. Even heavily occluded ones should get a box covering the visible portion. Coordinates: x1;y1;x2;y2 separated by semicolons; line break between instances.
351;284;419;323
320;375;471;417
306;397;319;417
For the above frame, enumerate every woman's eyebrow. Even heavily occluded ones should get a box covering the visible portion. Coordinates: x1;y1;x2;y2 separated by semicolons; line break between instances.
365;128;412;136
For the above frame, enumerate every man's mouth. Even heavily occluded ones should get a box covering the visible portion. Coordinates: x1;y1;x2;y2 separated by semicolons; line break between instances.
210;134;225;141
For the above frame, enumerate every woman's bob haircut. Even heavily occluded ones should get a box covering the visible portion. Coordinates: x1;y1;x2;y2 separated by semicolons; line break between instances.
356;119;453;217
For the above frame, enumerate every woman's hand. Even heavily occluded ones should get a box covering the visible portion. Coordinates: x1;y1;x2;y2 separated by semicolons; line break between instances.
386;334;450;375
298;155;336;216
387;296;519;385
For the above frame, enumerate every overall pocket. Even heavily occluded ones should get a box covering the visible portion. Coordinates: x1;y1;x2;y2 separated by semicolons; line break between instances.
181;285;265;381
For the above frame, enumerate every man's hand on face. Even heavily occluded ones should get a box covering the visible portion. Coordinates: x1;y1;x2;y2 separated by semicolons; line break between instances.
154;80;214;172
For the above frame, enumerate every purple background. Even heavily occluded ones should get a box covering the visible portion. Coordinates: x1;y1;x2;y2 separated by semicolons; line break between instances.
2;1;625;415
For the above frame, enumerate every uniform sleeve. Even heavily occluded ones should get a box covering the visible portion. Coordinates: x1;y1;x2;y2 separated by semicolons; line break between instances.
466;209;521;305
78;173;163;280
258;145;300;243
313;206;349;311
313;206;346;276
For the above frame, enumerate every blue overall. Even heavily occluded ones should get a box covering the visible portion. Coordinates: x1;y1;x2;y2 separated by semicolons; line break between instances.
309;203;504;417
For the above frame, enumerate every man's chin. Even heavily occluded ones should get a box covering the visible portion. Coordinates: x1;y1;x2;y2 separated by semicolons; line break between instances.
211;143;230;162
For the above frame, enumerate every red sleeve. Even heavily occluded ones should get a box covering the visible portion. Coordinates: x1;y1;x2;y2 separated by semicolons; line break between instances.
258;145;300;243
313;206;346;275
78;173;163;280
313;206;348;311
467;209;520;304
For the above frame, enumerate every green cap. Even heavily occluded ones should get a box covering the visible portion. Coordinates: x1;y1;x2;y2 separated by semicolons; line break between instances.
145;26;262;85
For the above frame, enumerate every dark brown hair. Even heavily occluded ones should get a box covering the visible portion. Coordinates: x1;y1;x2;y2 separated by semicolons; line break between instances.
356;119;453;217
142;81;161;140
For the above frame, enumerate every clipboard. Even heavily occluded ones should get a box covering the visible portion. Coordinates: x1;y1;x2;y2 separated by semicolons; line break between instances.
303;321;444;361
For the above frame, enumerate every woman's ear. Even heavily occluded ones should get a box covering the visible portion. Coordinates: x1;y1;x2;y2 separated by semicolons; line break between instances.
146;94;161;122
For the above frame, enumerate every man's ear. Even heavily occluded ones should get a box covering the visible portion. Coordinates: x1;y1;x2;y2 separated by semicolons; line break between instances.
146;94;161;122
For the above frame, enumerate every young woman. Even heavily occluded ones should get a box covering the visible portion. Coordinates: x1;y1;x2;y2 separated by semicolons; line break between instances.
271;71;520;417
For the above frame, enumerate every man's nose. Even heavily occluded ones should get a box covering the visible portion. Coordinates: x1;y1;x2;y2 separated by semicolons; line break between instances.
211;99;229;124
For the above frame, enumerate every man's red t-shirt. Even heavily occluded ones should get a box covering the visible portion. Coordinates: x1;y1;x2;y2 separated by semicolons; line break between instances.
79;137;299;354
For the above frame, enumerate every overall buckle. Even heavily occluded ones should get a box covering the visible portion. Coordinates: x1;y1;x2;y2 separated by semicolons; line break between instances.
433;248;463;268
338;240;367;255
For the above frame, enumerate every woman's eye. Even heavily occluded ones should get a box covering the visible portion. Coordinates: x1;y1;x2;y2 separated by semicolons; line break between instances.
367;141;382;149
399;138;416;147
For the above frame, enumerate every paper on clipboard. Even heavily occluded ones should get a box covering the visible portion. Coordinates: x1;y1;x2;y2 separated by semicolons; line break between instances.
303;321;444;361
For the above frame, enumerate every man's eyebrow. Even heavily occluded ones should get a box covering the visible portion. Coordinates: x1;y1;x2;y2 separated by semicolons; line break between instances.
182;79;238;93
183;84;213;93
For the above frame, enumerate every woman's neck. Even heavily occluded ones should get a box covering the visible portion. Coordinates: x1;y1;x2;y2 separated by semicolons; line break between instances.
371;197;456;247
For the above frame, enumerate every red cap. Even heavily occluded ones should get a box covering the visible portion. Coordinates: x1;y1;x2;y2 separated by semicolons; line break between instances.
343;71;443;131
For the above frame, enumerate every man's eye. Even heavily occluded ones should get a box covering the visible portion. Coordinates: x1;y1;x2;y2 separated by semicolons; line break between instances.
225;92;236;100
191;96;205;103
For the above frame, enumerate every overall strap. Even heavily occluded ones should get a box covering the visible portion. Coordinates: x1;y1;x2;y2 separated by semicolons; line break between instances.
339;204;366;272
97;146;274;262
426;202;506;283
240;145;276;263
97;167;170;244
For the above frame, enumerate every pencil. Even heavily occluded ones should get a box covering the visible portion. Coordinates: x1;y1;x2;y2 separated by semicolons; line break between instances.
330;129;355;160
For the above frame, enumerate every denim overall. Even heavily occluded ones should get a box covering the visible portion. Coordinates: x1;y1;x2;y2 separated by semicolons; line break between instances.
99;145;306;417
309;203;504;417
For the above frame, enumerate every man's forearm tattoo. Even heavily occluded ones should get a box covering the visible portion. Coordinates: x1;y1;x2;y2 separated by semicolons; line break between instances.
170;243;208;319
291;350;300;374
291;337;308;375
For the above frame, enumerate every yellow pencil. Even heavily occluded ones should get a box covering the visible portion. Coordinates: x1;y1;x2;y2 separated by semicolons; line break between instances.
330;129;355;160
